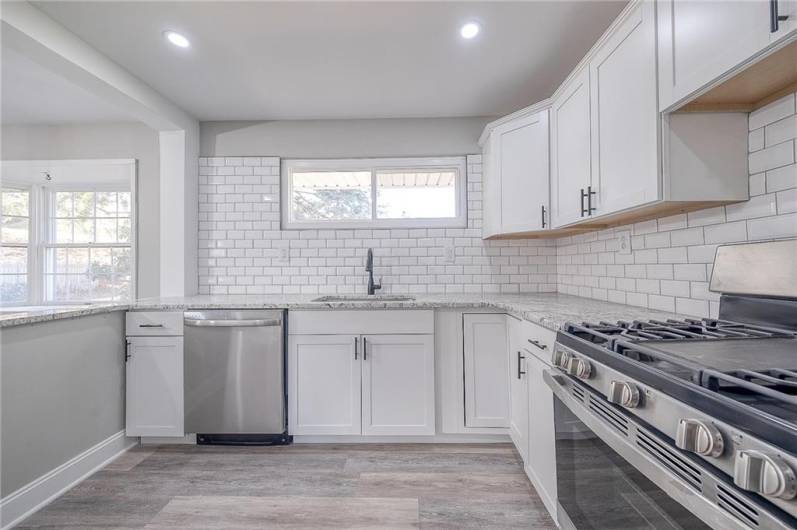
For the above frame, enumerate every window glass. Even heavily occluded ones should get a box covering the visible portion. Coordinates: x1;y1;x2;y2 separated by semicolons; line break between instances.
291;171;372;222
0;188;30;303
283;157;466;228
376;170;457;219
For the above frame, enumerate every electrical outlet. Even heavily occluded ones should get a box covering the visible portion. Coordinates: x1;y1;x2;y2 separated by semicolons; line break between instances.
616;230;632;255
276;247;290;264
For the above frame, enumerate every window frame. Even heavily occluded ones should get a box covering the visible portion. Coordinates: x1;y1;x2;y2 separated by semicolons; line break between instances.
281;156;468;230
0;159;137;306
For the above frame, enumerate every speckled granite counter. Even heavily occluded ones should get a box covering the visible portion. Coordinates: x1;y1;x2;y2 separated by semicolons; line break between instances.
0;293;682;331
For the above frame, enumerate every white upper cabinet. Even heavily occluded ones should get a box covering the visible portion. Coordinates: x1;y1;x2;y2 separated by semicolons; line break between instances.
589;0;659;215
657;0;793;111
498;111;550;234
481;108;550;238
550;67;592;228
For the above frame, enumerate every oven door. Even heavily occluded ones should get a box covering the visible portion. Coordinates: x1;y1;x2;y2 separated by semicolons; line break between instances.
545;370;759;530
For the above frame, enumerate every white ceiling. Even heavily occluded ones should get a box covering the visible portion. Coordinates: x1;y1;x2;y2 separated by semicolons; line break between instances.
1;34;136;125
33;1;628;122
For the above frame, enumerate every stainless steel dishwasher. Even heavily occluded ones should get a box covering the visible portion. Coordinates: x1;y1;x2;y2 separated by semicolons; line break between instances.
183;310;290;445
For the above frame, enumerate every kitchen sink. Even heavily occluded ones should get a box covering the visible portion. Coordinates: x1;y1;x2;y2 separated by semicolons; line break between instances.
312;295;416;302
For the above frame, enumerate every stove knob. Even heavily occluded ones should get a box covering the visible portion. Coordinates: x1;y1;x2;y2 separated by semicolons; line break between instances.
551;348;569;369
566;357;592;379
608;381;641;408
675;419;724;458
734;450;797;500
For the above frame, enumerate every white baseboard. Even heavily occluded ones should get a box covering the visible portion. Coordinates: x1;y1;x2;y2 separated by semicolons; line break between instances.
292;433;510;443
1;430;137;530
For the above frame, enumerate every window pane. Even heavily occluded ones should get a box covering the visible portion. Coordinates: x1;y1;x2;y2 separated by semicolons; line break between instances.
291;171;371;222
73;191;95;217
1;216;29;243
96;218;117;243
376;170;457;219
117;218;131;243
0;274;27;304
2;190;29;216
118;192;131;213
72;217;94;243
95;192;118;217
56;192;73;217
2;246;28;273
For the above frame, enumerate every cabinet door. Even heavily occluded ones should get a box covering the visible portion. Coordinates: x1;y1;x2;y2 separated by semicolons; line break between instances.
589;1;659;216
463;314;510;428
657;0;771;111
288;334;361;435
497;111;550;233
772;0;797;41
526;354;558;522
551;67;592;228
508;321;529;463
125;336;184;437
361;334;435;435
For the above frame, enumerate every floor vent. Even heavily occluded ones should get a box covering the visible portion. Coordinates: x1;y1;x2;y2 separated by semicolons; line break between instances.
635;429;703;490
588;395;629;436
716;483;759;527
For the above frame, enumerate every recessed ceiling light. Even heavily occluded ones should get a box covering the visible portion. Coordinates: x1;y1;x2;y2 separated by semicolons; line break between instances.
460;22;480;39
164;30;190;48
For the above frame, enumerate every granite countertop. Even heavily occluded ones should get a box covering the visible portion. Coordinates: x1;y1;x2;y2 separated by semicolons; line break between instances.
0;293;682;331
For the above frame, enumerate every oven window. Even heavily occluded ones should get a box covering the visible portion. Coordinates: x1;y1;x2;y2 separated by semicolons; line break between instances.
553;396;710;529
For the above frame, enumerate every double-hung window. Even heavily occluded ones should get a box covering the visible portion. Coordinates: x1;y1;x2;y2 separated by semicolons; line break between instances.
281;157;467;229
0;160;136;305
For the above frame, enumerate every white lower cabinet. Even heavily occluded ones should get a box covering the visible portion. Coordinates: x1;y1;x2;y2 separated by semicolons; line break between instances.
526;353;558;523
287;310;436;437
289;334;361;435
125;336;184;437
507;318;529;462
463;313;510;428
362;334;435;435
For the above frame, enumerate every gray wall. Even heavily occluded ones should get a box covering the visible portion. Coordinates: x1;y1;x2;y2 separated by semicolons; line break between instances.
1;123;161;298
200;117;493;158
0;311;126;496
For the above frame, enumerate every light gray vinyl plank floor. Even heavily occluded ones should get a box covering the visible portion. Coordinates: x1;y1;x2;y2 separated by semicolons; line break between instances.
17;443;556;529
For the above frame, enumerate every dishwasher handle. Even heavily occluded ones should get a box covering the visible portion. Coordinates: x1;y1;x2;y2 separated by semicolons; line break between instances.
184;318;281;327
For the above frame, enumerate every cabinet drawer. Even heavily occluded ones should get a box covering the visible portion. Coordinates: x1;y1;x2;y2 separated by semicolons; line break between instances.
126;311;184;336
519;320;556;364
289;310;433;335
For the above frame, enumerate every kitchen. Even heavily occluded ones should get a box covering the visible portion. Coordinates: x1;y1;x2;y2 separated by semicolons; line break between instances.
1;0;796;528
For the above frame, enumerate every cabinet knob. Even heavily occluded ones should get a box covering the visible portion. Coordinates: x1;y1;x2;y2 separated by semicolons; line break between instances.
675;419;724;457
734;450;797;500
608;380;641;408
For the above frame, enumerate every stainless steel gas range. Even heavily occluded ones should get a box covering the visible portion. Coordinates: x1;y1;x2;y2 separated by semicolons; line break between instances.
547;239;797;530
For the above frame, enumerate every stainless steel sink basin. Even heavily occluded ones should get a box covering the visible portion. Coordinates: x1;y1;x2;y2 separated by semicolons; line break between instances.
312;295;416;302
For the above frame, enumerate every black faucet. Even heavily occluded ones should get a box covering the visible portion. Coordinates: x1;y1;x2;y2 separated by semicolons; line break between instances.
365;248;382;295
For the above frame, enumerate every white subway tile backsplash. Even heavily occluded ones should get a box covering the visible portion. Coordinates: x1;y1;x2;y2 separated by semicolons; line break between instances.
748;140;794;174
749;93;796;131
556;91;797;318
197;155;555;295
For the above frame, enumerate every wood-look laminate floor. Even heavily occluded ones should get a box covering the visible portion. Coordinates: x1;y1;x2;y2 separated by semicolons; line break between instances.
17;443;556;529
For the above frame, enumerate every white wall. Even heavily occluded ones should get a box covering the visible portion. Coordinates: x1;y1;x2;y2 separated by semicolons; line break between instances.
200;117;493;158
1;122;161;298
197;154;557;295
556;93;797;317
